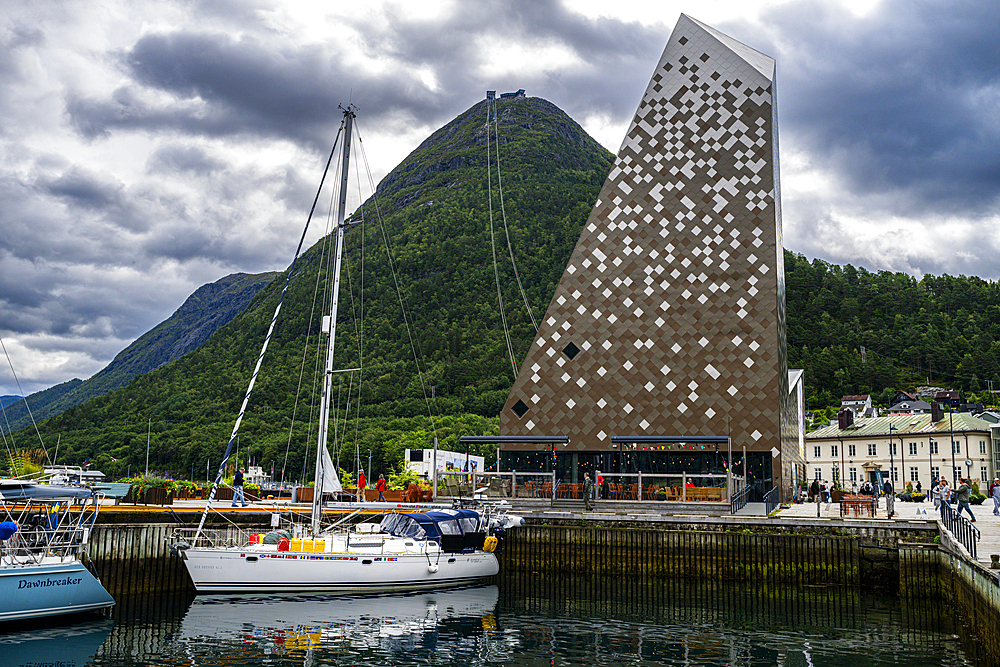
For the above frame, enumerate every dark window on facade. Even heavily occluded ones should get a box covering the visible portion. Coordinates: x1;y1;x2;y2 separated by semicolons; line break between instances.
512;400;529;418
563;342;580;360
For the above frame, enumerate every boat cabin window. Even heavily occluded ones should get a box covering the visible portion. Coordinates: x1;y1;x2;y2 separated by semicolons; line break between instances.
381;514;426;539
437;519;461;535
459;517;479;533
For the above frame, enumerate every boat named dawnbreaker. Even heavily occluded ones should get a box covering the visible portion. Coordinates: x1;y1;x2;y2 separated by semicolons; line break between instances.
0;480;115;622
172;106;523;594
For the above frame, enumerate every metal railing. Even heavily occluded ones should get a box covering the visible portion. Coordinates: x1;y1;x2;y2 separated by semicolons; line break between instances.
730;483;750;514
434;470;747;504
940;501;980;560
763;486;780;515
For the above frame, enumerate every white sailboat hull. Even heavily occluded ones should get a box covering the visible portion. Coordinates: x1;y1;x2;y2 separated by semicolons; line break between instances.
181;547;499;594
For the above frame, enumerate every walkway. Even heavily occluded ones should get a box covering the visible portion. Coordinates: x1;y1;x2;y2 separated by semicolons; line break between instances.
776;497;1000;567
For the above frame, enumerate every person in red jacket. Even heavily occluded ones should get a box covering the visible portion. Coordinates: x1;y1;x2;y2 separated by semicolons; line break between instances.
357;469;367;502
376;474;387;502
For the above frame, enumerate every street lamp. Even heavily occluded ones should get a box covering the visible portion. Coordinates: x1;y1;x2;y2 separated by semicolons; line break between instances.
929;437;936;486
949;408;957;487
889;424;898;490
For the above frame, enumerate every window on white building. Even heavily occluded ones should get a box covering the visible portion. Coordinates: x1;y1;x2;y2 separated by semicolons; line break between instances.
814;468;822;480
910;467;919;482
892;467;898;482
982;466;988;482
849;444;856;457
831;445;839;457
814;446;821;458
953;466;961;481
981;441;987;455
953;441;961;454
909;442;918;456
930;441;939;455
889;442;897;456
833;468;840;481
850;467;857;482
868;443;877;456
931;466;940;481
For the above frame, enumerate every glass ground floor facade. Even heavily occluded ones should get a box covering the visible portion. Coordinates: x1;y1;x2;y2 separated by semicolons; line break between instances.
499;450;772;488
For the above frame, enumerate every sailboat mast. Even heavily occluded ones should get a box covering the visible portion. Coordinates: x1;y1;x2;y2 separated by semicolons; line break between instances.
312;107;355;535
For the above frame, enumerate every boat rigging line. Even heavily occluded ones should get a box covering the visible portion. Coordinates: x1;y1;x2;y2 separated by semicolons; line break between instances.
355;125;444;456
485;93;539;378
194;113;348;542
0;334;51;469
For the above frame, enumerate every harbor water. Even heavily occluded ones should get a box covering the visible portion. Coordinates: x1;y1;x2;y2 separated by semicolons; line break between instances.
7;570;994;667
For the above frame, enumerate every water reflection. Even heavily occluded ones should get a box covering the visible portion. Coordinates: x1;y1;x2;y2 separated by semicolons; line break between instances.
81;574;993;667
170;586;511;664
0;618;112;667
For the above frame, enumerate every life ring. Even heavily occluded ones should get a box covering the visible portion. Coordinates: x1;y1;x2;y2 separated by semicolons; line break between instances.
482;536;498;553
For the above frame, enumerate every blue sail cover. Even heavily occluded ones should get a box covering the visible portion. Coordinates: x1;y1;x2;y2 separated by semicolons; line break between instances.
0;482;93;502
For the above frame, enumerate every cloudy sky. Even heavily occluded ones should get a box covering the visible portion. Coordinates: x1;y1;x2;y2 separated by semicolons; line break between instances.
1;0;997;396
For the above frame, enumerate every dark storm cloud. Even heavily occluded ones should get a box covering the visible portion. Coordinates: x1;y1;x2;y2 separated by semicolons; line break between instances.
344;0;666;120
42;166;124;210
755;0;1000;218
148;144;226;175
65;0;666;155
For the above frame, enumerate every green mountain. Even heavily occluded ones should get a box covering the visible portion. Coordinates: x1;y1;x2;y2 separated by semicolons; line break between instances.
1;272;277;435
1;395;24;409
785;252;1000;411
25;96;614;481
14;96;1000;480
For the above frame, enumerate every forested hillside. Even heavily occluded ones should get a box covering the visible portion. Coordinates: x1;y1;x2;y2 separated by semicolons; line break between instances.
8;97;1000;481
786;252;1000;410
10;97;614;481
0;272;277;434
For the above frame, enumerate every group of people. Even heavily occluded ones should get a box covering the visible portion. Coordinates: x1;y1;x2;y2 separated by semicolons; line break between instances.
808;479;833;503
931;477;977;522
354;470;389;502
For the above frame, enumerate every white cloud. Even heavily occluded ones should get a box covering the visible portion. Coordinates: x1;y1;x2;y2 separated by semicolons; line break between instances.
1;0;997;395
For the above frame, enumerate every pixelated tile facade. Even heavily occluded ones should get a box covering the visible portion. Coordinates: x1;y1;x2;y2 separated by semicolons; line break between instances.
501;15;797;466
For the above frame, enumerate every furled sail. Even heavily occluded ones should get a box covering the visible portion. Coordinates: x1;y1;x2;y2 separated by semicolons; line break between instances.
321;445;343;492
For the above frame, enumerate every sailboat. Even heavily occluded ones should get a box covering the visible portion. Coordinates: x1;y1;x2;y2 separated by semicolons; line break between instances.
174;106;522;594
0;481;115;622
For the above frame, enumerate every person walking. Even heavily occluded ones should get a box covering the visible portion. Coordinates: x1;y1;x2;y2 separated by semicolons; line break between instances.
810;478;820;503
232;467;247;507
583;472;594;511
376;474;387;502
955;478;976;522
357;469;367;502
932;478;942;511
992;479;1000;516
883;477;894;518
938;478;951;521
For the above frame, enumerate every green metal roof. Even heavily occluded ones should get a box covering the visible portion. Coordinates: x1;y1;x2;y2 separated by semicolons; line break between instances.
806;413;995;440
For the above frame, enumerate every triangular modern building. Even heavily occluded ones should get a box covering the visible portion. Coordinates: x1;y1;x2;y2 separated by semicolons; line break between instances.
499;14;804;496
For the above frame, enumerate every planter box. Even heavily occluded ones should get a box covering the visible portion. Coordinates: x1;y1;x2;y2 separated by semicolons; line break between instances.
124;486;174;506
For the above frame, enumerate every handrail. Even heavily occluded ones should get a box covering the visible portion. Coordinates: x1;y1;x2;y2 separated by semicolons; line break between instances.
730;483;750;514
762;486;779;515
940;501;980;560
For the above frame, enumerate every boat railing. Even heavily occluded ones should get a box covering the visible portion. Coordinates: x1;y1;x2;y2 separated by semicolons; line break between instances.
171;526;256;549
0;522;92;563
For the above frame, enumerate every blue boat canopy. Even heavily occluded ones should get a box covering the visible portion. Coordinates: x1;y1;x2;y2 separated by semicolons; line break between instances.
379;509;484;542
